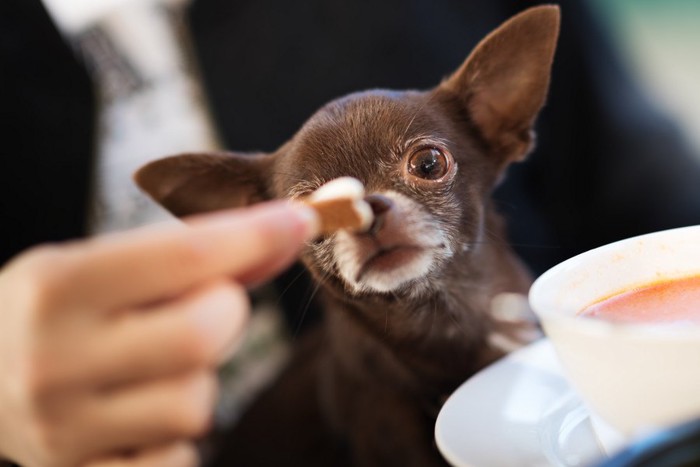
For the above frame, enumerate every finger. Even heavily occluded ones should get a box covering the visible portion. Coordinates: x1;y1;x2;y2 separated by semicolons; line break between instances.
73;371;217;459
235;235;306;287
101;281;249;381
37;281;249;390
53;201;318;310
84;441;198;467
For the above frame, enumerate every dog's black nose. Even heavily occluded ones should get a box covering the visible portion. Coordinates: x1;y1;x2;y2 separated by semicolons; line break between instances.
364;194;393;235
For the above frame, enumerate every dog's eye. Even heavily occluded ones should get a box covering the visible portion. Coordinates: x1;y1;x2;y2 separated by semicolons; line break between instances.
407;147;450;181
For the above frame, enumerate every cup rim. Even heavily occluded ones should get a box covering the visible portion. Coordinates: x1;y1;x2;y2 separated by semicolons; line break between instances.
528;224;700;339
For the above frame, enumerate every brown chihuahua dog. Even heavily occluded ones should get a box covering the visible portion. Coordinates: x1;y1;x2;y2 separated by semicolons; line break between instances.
136;6;559;466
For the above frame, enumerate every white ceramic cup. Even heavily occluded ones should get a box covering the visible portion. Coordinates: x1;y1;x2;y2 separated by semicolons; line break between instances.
529;225;700;436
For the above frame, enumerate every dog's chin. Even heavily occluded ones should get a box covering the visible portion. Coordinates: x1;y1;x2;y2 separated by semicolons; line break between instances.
333;236;438;295
353;246;435;294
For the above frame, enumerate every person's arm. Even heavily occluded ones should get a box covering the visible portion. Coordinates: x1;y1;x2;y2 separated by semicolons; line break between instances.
0;201;317;467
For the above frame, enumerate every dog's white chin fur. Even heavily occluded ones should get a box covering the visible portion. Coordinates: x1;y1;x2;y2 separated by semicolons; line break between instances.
334;236;435;293
348;247;436;294
331;190;452;295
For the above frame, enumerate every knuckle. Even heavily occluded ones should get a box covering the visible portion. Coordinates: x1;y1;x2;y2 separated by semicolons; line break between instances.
30;415;66;464
177;326;215;367
172;401;212;438
170;241;212;278
215;281;250;315
17;245;74;312
177;314;217;367
163;442;199;467
10;348;60;408
21;244;69;276
20;355;55;402
170;373;216;437
178;283;249;367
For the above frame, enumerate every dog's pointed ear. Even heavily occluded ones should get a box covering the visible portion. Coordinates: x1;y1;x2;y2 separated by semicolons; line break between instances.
439;5;560;166
134;151;275;217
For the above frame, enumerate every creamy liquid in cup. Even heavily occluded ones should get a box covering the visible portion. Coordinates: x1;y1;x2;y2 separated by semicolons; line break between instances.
580;275;700;324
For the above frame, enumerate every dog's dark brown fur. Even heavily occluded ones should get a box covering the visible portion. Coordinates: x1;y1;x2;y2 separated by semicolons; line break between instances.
136;6;559;465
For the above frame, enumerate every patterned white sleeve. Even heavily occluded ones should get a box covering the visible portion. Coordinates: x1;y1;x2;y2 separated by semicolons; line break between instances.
45;0;220;234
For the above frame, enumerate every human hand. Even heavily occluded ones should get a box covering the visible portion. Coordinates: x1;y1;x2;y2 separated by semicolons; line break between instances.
0;201;318;467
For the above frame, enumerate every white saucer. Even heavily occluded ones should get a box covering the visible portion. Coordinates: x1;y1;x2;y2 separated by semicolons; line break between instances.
435;339;627;467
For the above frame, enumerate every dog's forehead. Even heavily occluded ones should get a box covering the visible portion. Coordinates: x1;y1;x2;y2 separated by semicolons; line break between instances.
285;90;438;178
307;92;421;143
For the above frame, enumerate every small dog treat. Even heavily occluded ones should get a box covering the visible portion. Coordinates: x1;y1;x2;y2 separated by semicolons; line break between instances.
303;177;373;235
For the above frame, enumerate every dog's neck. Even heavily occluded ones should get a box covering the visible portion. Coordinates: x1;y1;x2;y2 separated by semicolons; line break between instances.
319;209;534;400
